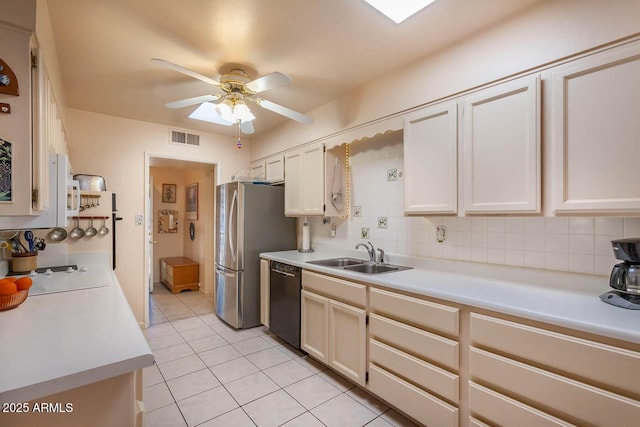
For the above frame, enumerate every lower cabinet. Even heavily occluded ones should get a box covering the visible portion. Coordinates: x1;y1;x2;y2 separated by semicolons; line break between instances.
468;312;640;426
301;271;367;386
298;270;640;427
368;287;461;427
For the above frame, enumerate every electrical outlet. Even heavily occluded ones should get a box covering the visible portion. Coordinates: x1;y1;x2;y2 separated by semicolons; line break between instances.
135;213;143;225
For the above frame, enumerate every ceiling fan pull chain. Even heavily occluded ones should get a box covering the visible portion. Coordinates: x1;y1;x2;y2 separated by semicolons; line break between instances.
236;120;242;149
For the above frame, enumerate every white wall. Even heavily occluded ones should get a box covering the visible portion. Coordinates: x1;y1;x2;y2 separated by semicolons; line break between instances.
253;0;640;159
66;108;249;322
309;135;640;276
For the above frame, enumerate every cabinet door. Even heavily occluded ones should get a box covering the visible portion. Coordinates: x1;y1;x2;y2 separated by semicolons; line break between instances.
328;299;367;386
284;150;302;215
403;102;458;214
265;155;284;183
300;143;325;215
259;259;270;327
552;42;640;213
301;290;329;363
463;76;540;214
250;160;265;180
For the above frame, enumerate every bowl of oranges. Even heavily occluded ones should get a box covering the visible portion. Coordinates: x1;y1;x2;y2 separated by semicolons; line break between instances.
0;276;33;311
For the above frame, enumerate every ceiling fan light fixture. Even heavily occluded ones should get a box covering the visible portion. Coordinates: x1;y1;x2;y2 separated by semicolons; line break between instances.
233;100;256;123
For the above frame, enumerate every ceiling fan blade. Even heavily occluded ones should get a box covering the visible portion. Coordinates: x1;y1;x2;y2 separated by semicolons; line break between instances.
240;121;255;135
255;98;313;124
165;94;221;109
151;58;220;86
188;102;233;126
246;72;292;93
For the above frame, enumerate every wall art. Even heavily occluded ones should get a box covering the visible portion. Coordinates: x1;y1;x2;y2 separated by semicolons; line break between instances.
185;183;198;220
162;183;176;203
0;138;12;202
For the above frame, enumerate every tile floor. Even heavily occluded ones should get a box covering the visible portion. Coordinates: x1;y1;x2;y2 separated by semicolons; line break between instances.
144;284;418;427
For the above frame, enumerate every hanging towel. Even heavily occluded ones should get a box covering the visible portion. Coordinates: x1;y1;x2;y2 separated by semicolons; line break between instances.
331;158;344;211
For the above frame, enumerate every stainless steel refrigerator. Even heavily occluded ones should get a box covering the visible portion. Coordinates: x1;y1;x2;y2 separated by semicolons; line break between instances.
215;182;296;328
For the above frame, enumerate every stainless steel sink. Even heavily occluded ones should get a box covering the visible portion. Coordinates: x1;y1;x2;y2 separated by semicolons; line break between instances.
307;257;411;274
307;257;367;267
343;263;411;274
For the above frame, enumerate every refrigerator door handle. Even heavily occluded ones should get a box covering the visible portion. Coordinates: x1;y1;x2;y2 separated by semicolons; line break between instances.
215;265;236;278
228;189;238;263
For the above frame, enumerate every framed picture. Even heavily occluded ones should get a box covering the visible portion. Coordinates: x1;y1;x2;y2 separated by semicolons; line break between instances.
185;183;198;220
162;183;176;203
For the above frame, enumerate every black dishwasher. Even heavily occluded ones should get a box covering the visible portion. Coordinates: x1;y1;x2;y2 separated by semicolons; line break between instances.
269;261;302;349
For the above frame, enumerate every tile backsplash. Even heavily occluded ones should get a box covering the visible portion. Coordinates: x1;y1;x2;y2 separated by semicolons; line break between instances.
308;135;640;276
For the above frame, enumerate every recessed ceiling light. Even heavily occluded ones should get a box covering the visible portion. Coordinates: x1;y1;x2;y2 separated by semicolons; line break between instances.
363;0;437;24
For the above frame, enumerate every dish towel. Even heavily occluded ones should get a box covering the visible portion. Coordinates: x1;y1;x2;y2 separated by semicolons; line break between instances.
331;158;344;211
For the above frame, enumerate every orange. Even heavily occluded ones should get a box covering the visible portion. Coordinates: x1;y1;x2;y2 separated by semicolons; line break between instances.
2;277;17;282
0;279;17;295
15;277;32;291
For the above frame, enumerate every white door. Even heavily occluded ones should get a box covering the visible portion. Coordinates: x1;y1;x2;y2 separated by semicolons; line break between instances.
328;299;367;386
462;76;540;214
301;290;329;363
403;102;458;214
552;42;640;213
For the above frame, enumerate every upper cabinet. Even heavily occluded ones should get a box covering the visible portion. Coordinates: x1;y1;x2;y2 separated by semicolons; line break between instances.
265;154;284;183
403;102;458;214
552;42;640;213
284;142;325;216
250;154;285;183
0;21;34;216
403;76;540;215
462;76;540;214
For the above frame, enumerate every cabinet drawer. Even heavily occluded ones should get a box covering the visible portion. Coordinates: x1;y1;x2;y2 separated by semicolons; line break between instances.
370;313;459;371
470;313;640;395
469;381;573;427
469;418;491;427
369;364;458;427
302;270;366;307
470;347;640;426
370;287;459;336
370;338;458;403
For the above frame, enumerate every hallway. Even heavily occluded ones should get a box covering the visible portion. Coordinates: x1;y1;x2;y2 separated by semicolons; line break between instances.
143;284;417;426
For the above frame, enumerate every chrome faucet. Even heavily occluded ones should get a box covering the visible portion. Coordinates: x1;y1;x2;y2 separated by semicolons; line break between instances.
355;241;385;264
355;241;375;262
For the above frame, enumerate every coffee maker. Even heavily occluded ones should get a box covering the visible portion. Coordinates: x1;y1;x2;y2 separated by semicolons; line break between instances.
600;238;640;309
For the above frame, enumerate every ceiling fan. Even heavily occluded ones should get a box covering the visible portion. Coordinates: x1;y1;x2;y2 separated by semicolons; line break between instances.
152;58;313;134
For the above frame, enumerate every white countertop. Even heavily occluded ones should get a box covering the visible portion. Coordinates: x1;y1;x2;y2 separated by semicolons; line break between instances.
261;248;640;345
0;254;154;403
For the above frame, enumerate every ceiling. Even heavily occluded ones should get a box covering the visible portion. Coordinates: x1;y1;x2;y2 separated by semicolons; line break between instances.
46;0;546;138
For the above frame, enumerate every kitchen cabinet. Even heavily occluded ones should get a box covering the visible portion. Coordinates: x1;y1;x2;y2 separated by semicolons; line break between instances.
368;287;461;426
403;75;540;215
551;42;640;213
462;76;540;214
259;259;270;327
0;20;35;216
468;312;640;426
249;159;265;180
301;270;367;385
265;154;285;183
159;257;200;294
403;102;458;214
284;142;324;216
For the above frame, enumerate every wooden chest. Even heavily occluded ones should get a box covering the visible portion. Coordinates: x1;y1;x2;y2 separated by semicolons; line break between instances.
159;257;200;294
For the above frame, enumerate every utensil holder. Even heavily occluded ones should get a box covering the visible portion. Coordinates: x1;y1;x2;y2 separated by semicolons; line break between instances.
11;252;38;273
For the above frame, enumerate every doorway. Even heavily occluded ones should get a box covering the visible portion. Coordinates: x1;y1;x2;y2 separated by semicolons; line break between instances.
144;153;218;328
